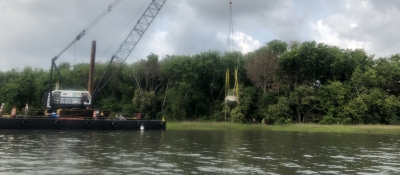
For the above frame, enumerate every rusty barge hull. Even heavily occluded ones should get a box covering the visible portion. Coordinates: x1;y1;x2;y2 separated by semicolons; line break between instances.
0;117;166;130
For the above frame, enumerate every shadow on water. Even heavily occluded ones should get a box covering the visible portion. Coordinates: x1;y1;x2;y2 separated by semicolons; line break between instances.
0;130;399;174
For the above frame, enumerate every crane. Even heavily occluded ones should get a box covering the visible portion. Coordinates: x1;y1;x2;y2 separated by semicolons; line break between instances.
48;0;121;93
92;0;167;100
45;0;167;116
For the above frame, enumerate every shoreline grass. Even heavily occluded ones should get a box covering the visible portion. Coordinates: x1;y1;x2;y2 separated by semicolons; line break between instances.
166;121;400;134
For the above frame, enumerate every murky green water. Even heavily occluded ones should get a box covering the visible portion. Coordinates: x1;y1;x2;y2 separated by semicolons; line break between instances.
0;130;399;174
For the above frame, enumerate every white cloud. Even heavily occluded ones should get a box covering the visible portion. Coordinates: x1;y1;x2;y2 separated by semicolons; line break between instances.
217;31;261;54
147;30;174;59
309;0;400;58
310;20;369;50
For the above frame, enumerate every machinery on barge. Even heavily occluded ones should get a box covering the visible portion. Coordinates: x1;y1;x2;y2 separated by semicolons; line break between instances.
0;0;167;130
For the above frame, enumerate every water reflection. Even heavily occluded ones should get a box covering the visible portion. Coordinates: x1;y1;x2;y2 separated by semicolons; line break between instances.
0;130;399;174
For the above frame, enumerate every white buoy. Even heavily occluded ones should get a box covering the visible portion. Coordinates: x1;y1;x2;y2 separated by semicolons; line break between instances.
140;126;144;130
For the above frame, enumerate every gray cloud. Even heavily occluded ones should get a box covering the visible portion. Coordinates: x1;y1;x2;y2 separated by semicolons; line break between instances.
1;0;400;71
309;0;400;58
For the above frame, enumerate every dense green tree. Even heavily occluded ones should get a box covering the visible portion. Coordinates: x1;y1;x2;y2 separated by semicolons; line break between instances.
318;81;351;124
163;82;192;120
289;85;320;123
265;97;292;125
1;40;400;125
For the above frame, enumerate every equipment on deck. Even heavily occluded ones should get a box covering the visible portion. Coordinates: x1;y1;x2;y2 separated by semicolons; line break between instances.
44;0;167;117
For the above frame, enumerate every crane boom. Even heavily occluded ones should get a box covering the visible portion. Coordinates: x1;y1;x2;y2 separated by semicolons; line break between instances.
51;0;121;63
111;0;166;64
46;0;167;111
49;0;121;91
93;0;167;96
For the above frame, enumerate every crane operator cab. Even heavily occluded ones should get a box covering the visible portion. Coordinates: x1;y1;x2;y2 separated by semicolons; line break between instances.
44;90;92;109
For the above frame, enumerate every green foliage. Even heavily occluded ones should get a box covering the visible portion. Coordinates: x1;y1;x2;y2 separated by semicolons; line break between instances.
266;39;288;56
343;97;367;124
318;81;351;124
264;97;292;125
163;82;192;120
289;85;320;123
351;67;382;94
358;88;400;124
132;89;157;119
2;40;400;125
230;107;245;123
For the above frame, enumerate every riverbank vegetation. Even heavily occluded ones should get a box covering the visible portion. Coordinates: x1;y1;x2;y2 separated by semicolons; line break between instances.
1;40;400;125
167;122;400;134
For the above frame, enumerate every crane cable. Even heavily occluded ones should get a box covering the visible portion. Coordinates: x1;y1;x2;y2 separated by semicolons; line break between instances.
225;0;234;122
97;0;150;63
83;0;122;34
72;0;150;90
227;0;238;96
72;0;122;67
94;0;165;94
52;0;121;62
229;0;234;52
229;0;239;97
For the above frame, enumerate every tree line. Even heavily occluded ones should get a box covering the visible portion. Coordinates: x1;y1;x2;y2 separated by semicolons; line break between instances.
1;40;400;124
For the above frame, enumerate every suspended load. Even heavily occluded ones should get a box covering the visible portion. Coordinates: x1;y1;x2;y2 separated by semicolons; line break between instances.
224;0;240;108
225;95;239;108
225;68;239;108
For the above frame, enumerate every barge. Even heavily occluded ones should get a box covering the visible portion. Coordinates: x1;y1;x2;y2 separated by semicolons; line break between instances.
0;116;166;130
6;1;169;131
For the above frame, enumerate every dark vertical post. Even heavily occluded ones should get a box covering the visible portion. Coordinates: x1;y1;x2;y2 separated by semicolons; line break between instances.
49;61;54;113
88;40;96;96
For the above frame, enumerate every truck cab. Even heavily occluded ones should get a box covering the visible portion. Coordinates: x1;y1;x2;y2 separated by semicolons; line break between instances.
45;90;92;109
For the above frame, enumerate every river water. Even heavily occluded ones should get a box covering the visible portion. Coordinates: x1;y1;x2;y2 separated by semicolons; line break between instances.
0;130;399;175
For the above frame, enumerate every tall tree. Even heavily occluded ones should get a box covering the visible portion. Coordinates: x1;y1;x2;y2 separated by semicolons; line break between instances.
245;46;278;94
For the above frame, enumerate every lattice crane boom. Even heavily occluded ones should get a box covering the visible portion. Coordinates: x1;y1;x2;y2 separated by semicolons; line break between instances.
110;0;167;65
93;0;167;97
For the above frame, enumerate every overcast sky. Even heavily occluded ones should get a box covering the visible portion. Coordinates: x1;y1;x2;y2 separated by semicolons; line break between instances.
1;0;400;71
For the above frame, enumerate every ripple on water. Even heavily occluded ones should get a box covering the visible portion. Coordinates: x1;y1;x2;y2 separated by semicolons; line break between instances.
371;165;400;174
197;166;238;174
327;165;346;169
183;153;201;157
194;160;217;165
358;152;397;160
199;156;214;160
212;159;237;164
280;162;302;168
237;166;266;174
296;170;318;174
319;170;341;174
157;163;176;168
154;151;174;155
252;156;268;160
330;155;359;162
253;155;276;161
116;160;145;166
379;147;396;151
128;167;163;175
1;130;400;174
63;138;84;142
